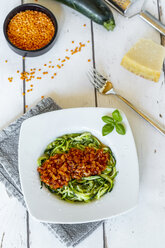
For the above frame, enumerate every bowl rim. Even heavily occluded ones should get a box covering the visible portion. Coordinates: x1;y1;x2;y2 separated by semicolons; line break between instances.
3;3;58;53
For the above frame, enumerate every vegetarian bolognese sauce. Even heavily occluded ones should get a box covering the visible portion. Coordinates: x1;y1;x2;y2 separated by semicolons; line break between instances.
38;147;109;190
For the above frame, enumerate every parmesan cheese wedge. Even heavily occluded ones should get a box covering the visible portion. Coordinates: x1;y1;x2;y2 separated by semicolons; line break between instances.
121;39;165;82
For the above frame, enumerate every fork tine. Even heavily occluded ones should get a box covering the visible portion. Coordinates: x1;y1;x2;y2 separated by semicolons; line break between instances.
92;68;107;82
88;77;100;89
87;72;101;89
88;70;103;88
89;67;106;84
89;68;106;87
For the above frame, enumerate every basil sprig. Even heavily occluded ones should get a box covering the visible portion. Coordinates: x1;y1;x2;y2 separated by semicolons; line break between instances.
102;110;126;136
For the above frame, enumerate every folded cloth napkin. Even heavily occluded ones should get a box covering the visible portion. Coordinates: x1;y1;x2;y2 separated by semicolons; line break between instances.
0;97;102;247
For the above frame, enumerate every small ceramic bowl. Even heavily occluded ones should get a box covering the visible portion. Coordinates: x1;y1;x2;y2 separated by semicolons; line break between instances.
3;3;58;57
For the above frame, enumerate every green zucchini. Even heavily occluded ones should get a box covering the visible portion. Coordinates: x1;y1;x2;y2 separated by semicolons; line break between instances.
38;132;117;203
55;0;115;31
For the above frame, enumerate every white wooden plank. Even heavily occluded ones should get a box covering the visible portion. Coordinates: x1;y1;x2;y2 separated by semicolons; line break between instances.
23;0;95;110
104;129;165;248
0;1;27;248
28;218;103;248
93;0;164;126
0;184;27;248
158;0;165;23
158;0;165;46
93;1;165;248
158;0;165;127
0;0;24;129
28;218;66;248
77;224;103;248
23;1;101;247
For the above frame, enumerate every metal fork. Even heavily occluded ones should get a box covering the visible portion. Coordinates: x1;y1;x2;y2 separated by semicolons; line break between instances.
88;68;165;136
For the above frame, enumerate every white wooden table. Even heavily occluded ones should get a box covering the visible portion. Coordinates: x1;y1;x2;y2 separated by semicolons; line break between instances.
0;0;165;247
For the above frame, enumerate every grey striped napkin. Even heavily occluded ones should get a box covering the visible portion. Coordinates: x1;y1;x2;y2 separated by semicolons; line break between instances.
0;97;102;247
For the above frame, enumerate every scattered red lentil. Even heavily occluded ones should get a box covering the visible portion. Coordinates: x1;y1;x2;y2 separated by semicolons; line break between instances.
20;72;29;80
8;77;13;82
9;37;90;86
27;89;30;92
25;105;28;108
7;10;55;50
72;47;78;54
41;96;44;99
66;49;68;52
49;61;52;63
70;42;86;55
38;147;109;189
43;72;48;75
30;84;33;87
5;60;8;63
22;92;25;96
72;41;74;43
80;42;85;47
83;24;86;27
51;76;54;79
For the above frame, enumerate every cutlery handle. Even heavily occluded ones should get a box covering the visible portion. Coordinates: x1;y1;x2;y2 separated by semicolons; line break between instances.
116;94;165;135
139;10;165;36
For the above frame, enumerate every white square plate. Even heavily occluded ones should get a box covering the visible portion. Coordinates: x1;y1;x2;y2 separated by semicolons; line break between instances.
19;108;139;224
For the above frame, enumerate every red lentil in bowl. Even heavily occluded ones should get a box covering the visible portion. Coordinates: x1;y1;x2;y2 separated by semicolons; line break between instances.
7;10;55;50
3;4;58;57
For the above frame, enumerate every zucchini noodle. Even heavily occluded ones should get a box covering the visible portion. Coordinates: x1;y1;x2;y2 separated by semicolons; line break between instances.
38;132;117;202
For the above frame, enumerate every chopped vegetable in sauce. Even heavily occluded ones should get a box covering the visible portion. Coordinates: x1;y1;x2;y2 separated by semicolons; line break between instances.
37;132;117;203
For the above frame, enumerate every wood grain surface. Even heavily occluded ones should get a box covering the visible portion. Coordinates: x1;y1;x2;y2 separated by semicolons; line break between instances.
0;0;165;247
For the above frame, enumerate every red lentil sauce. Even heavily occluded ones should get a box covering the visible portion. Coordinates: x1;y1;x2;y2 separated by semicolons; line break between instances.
37;147;109;190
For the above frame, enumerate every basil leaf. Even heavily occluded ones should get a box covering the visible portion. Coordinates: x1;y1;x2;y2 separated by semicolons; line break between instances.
102;124;114;136
112;110;122;122
115;123;126;135
102;116;114;124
